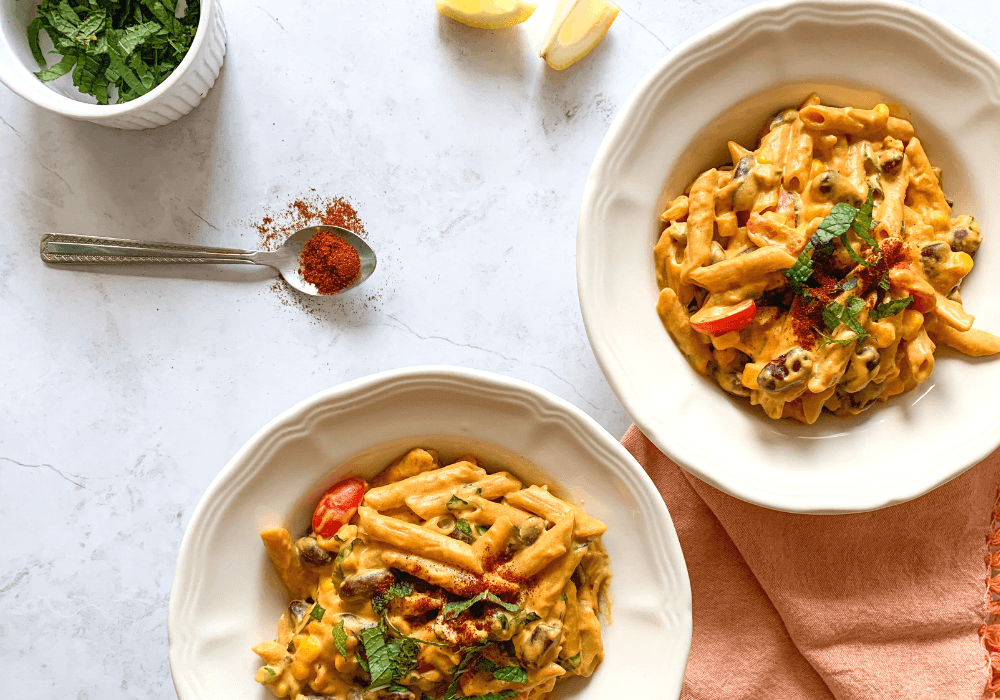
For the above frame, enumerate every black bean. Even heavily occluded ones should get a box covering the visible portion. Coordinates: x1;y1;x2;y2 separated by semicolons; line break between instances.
734;155;754;180
296;537;334;567
288;600;311;624
757;347;813;394
880;150;904;175
339;570;396;600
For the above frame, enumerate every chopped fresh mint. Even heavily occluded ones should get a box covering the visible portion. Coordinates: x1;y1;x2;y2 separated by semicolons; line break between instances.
559;652;582;671
372;581;414;616
447;495;469;512
454;518;475;542
823;296;868;337
869;295;913;322
361;626;419;690
332;620;349;657
475;658;529;683
851;190;880;250
463;692;518;700
443;591;519;620
27;0;201;104
309;603;325;622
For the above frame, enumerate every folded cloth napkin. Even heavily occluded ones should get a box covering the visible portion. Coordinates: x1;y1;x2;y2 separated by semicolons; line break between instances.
622;425;1000;699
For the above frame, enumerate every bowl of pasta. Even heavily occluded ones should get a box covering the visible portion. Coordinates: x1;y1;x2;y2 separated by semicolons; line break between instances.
168;367;692;700
577;0;1000;512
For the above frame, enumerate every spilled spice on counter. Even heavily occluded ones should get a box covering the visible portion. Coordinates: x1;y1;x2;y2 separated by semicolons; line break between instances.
299;231;361;294
247;194;375;313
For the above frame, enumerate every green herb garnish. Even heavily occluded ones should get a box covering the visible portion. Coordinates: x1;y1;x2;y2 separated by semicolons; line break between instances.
443;591;519;620
463;692;518;700
869;295;914;322
447;495;469;512
820;296;870;347
785;191;880;296
27;0;201;105
361;626;419;690
372;581;414;616
475;658;529;684
309;603;325;622
559;652;583;671
454;518;475;542
332;620;349;657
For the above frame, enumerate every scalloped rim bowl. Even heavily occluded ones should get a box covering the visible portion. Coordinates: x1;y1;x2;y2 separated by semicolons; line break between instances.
168;367;692;700
578;0;1000;513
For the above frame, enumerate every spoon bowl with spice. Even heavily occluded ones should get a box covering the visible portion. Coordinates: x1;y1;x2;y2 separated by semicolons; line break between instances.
39;226;376;297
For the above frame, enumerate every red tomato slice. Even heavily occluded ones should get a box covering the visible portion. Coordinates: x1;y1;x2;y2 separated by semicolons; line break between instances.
312;477;366;538
690;299;757;336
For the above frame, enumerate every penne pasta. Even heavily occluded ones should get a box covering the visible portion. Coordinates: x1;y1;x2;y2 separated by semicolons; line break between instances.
504;485;606;538
363;461;485;511
357;505;483;573
254;450;611;700
653;97;997;422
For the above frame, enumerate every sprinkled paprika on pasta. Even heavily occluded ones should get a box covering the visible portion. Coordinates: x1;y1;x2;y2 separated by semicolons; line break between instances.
654;95;999;423
252;448;611;700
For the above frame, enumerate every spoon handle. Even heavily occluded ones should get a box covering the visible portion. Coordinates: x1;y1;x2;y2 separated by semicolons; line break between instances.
40;233;259;265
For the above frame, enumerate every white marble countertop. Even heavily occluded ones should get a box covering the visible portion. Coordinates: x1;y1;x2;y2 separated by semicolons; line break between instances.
1;0;997;697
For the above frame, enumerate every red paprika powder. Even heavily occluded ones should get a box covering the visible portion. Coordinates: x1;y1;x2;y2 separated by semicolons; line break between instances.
299;231;361;294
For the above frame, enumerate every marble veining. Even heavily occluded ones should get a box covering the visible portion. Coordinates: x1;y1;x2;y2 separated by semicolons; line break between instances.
0;0;996;697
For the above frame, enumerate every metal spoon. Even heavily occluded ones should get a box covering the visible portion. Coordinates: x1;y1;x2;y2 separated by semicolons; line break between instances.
39;226;376;296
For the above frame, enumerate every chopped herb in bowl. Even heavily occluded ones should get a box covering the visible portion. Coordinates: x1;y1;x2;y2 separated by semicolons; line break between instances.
27;0;200;105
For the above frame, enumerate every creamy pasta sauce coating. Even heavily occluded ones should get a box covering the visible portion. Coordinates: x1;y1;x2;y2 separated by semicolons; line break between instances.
654;96;999;422
252;448;612;700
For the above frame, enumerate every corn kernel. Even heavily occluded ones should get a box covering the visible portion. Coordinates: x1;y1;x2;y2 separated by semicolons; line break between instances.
296;635;323;664
953;251;974;276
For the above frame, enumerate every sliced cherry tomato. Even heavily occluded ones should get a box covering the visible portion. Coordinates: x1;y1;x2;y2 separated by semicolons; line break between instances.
312;477;366;538
690;299;757;336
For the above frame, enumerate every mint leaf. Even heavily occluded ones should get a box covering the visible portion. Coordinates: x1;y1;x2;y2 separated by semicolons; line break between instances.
332;620;349;657
559;652;583;671
444;647;489;700
372;581;414;616
35;51;78;82
76;8;107;41
464;692;518;700
822;296;869;345
27;0;200;104
869;295;913;322
362;626;395;689
454;518;474;542
813;202;858;248
27;17;46;67
443;591;519;620
362;622;420;689
474;659;528;684
447;495;469;512
851;190;879;250
310;603;325;622
784;249;815;297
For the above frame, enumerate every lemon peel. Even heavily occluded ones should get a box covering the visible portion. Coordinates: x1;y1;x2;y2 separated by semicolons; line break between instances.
435;0;538;29
540;0;620;70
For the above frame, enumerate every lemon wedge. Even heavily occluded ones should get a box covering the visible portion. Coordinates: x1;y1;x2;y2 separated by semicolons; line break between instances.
436;0;538;29
540;0;619;70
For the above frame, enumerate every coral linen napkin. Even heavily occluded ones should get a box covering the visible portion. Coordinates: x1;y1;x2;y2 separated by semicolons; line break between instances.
622;425;1000;699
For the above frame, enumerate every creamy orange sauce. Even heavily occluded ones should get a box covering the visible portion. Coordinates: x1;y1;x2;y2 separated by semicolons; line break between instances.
253;448;612;700
654;96;997;422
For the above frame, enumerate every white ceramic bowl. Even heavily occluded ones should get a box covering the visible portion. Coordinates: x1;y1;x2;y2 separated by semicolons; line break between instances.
578;0;1000;513
168;367;692;700
0;0;226;129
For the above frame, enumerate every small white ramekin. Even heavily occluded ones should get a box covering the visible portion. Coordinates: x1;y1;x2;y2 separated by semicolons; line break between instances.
0;0;227;129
